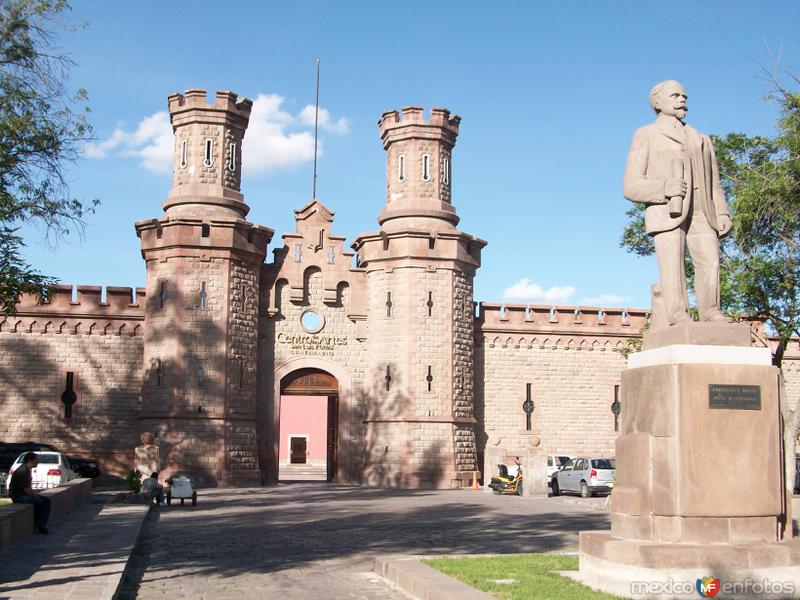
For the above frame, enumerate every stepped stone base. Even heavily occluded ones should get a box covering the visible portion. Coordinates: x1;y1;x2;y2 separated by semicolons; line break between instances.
578;531;800;599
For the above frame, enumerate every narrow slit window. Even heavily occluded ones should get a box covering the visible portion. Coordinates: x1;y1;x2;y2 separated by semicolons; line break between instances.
203;138;214;167
612;385;622;432
421;154;430;181
201;223;210;238
426;292;433;317
199;282;207;309
156;359;163;387
197;366;206;387
239;359;244;388
386;292;392;318
156;224;163;239
442;156;450;185
227;142;236;171
179;139;188;169
61;372;77;420
294;244;302;262
385;365;392;391
398;155;406;182
426;365;433;392
159;282;166;309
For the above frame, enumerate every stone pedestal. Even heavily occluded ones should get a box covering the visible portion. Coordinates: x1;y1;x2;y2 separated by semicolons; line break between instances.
520;446;548;498
579;328;800;597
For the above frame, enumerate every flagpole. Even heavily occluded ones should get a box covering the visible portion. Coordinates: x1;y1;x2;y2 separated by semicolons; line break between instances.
312;58;320;200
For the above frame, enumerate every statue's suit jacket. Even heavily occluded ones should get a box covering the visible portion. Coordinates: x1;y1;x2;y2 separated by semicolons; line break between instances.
623;118;729;235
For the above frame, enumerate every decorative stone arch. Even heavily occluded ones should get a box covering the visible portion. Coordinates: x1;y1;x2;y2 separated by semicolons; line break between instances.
268;356;352;485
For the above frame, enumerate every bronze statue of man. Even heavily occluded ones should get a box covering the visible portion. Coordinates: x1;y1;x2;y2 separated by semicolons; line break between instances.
623;80;732;326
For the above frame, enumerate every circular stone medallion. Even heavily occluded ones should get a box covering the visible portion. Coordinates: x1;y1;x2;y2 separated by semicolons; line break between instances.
300;310;325;334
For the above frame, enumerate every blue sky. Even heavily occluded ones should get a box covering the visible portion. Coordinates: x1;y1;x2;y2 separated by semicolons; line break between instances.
20;1;800;309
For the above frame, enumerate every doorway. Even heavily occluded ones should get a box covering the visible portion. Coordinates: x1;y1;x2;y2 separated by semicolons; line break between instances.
278;368;339;482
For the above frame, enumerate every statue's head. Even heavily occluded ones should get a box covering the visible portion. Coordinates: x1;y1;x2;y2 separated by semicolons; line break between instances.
649;80;688;120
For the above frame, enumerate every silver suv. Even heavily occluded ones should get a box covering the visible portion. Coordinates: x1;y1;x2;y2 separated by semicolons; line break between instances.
551;457;615;498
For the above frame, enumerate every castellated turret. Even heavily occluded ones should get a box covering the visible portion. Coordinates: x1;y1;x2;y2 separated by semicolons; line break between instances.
354;107;486;488
135;89;273;487
378;106;461;232
164;89;253;219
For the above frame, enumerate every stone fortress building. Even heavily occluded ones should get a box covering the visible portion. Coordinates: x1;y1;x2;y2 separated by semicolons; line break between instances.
1;89;798;487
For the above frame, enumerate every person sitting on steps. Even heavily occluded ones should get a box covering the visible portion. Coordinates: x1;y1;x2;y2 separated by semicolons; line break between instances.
10;452;51;533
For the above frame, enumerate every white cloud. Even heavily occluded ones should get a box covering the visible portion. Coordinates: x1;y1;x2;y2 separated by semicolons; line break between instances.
503;278;576;304
242;94;316;176
83;93;349;176
298;104;350;134
579;293;631;307
83;111;173;174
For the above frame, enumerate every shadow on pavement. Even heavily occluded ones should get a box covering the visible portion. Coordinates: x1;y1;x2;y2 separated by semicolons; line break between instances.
117;483;609;597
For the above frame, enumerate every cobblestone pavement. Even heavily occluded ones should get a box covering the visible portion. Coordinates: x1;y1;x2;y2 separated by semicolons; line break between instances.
119;485;610;600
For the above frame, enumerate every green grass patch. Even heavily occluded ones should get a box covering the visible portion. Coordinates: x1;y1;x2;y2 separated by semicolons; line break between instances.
423;553;620;599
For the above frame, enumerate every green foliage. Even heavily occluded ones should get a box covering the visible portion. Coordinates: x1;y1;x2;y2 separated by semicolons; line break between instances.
425;553;618;599
619;203;653;257
712;78;800;355
125;469;142;493
0;0;97;314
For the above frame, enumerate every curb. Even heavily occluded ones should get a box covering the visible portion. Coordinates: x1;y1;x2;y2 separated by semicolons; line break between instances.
374;555;494;600
104;503;152;600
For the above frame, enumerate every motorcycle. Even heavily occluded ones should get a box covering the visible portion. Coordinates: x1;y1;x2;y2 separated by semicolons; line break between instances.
488;459;523;495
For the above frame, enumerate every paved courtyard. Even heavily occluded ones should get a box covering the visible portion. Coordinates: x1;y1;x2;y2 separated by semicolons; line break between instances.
117;484;610;600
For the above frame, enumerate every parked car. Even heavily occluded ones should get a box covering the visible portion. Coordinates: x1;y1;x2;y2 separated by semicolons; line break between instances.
551;457;615;498
547;455;574;486
8;451;77;490
68;457;101;479
0;442;100;481
0;442;58;473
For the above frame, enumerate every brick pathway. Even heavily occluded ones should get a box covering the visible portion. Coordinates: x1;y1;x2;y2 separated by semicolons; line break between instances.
119;484;610;600
0;499;149;600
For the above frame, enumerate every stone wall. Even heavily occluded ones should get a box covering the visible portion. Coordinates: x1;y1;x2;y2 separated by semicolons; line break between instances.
476;303;800;464
475;302;646;463
0;285;144;476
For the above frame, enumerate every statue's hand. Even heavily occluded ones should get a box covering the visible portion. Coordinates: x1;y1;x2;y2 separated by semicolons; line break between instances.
717;214;732;237
664;178;687;199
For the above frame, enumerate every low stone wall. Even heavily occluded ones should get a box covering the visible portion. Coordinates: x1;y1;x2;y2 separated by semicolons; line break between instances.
0;478;92;555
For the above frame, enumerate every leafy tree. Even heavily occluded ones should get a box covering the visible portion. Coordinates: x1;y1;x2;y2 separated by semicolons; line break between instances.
0;0;96;314
620;72;800;502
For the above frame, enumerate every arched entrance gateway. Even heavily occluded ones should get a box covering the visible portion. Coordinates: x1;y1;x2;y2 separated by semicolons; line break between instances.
266;358;352;484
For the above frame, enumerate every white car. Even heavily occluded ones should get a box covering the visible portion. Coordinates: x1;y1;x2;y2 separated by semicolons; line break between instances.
551;457;615;498
9;452;77;490
547;455;574;486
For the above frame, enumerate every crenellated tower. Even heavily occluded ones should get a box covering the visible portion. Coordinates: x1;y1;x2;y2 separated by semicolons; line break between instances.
354;106;486;488
135;89;274;486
